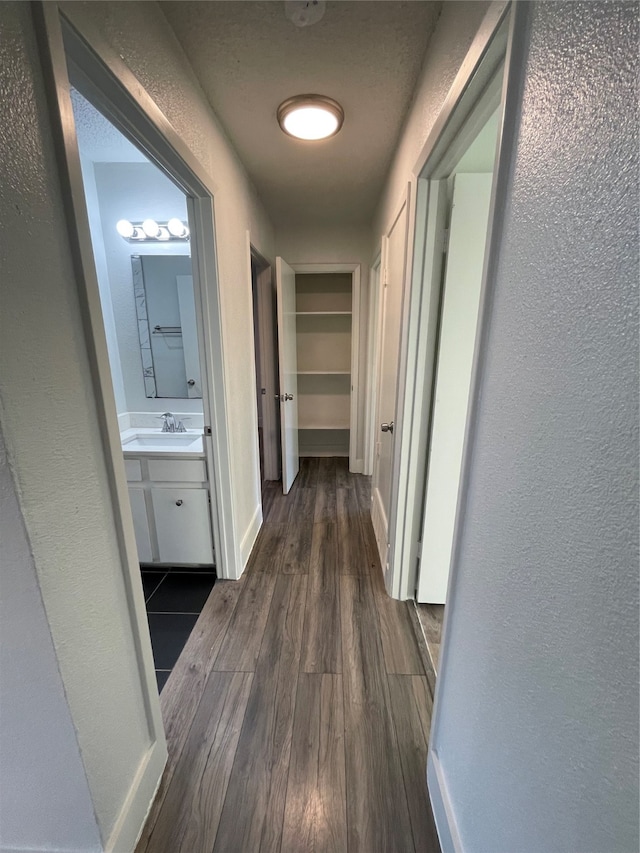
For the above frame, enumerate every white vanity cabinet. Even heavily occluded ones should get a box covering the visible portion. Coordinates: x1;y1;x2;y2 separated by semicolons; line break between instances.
125;455;214;566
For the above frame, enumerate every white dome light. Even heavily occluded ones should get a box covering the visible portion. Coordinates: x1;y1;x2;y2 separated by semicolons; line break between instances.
277;95;344;141
116;219;134;238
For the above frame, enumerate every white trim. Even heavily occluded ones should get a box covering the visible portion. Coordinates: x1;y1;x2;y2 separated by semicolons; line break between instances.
250;242;279;482
370;486;388;579
290;262;361;473
426;750;463;853
240;502;263;569
108;741;166;853
364;254;381;476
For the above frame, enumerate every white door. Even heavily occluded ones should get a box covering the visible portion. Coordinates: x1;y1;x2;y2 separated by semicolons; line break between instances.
275;257;299;493
417;172;493;603
371;199;408;573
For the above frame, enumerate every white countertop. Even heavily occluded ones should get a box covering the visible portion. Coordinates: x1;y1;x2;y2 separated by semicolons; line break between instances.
120;428;205;457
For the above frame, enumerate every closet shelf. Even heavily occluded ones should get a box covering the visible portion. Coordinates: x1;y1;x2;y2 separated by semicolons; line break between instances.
299;423;350;431
297;370;351;375
296;311;352;316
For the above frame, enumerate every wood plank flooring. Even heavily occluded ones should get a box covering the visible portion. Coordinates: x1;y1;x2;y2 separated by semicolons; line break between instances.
137;457;440;853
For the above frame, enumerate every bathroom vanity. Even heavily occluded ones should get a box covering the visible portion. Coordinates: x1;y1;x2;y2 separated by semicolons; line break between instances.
121;429;214;566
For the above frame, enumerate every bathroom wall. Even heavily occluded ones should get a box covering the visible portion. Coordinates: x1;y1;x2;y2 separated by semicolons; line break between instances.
429;2;639;850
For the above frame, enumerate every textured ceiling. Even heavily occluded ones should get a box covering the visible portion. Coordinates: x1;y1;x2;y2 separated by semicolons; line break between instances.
160;1;442;227
71;89;147;163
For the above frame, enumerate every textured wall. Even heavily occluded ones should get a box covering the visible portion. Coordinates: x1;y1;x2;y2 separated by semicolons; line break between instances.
0;3;155;843
0;431;102;852
63;1;276;552
431;3;639;851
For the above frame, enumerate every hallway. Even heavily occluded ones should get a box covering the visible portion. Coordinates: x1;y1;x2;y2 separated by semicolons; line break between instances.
137;458;440;852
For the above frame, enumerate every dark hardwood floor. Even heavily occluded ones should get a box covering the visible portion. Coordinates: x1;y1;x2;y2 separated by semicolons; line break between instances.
137;457;440;853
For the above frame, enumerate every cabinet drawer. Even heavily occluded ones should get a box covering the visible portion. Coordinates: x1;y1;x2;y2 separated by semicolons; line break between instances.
124;459;143;482
148;458;207;483
151;488;214;564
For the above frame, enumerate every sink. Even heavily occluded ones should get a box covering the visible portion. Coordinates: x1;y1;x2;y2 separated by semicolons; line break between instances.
121;429;203;454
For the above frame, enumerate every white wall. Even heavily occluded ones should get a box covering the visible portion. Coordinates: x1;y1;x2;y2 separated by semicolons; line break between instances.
276;223;372;470
62;0;276;563
429;3;639;851
0;4;157;845
0;430;102;853
0;0;275;847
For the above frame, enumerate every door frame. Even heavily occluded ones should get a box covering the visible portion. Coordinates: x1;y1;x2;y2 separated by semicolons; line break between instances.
384;0;513;601
248;238;279;483
35;7;239;846
364;253;382;476
290;262;362;472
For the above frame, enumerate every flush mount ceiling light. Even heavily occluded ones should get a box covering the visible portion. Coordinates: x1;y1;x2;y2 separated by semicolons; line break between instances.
277;95;344;141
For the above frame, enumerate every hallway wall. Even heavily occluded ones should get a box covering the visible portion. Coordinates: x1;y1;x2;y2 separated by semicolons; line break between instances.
0;431;102;853
429;3;639;850
0;1;275;848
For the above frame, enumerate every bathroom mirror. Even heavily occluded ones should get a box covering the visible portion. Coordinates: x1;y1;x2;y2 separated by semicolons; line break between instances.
132;255;202;398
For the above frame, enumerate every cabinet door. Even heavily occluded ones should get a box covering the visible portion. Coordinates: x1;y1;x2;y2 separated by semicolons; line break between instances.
128;487;153;563
151;487;214;564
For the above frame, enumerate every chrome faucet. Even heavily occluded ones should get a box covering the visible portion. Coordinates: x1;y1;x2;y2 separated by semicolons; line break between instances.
160;412;187;433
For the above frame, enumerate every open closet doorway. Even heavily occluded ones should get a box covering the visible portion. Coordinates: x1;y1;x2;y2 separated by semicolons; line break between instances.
274;260;361;494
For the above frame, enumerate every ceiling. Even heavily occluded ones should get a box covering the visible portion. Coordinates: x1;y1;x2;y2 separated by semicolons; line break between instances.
159;1;442;228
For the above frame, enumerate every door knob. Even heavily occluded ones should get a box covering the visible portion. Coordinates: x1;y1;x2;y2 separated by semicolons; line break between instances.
285;393;294;401
175;499;183;506
380;421;394;434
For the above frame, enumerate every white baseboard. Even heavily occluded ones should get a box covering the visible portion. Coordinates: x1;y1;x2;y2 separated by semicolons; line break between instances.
370;487;388;570
350;457;364;474
240;502;262;570
427;750;462;853
106;739;167;853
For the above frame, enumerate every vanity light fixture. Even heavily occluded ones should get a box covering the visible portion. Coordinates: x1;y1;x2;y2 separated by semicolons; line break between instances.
277;94;344;141
115;219;190;243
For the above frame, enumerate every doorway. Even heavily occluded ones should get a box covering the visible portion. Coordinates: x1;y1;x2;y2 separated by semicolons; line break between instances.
250;246;280;499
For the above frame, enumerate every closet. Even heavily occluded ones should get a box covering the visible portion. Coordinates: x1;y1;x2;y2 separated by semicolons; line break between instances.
295;273;354;460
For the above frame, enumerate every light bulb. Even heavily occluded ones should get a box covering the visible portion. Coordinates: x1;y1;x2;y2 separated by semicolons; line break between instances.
116;219;134;238
142;219;160;238
157;227;170;241
167;218;187;237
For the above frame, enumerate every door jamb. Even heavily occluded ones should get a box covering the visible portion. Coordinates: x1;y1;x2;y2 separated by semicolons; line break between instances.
248;239;279;482
364;253;382;476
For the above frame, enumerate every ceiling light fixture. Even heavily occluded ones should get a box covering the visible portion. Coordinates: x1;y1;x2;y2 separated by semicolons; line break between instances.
277;95;344;141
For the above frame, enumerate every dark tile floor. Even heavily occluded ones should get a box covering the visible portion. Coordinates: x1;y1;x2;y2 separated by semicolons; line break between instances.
141;569;217;692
